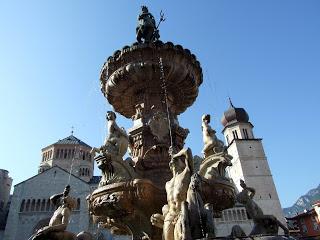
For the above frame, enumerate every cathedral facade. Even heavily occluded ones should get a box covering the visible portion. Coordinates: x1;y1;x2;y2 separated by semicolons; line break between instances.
3;135;100;240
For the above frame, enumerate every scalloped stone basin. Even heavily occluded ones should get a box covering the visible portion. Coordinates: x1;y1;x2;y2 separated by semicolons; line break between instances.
100;41;203;118
201;177;236;216
88;178;166;221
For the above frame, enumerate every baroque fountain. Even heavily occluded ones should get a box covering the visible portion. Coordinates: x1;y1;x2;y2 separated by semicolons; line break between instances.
24;6;289;240
85;6;290;240
86;6;236;240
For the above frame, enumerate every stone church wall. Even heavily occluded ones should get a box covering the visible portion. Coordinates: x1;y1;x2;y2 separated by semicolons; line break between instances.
4;167;92;240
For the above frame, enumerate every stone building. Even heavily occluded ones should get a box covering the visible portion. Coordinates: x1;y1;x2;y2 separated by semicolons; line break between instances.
220;101;286;226
38;133;93;182
0;169;12;239
287;201;320;238
3;135;100;240
214;205;254;236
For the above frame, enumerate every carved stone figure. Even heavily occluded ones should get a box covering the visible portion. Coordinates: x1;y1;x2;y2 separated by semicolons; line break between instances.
199;114;232;180
237;180;289;236
30;185;79;240
91;111;135;186
136;6;159;43
92;111;128;158
186;173;215;239
151;148;193;240
151;148;216;240
202;114;226;157
237;180;264;219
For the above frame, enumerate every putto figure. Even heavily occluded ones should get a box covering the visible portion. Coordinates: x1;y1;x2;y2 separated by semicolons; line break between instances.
136;6;160;43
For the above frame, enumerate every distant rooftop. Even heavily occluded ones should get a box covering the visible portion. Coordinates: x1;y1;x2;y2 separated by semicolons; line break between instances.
52;135;91;148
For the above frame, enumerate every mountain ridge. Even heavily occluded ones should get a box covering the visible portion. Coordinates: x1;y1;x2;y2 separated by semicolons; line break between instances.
283;184;320;217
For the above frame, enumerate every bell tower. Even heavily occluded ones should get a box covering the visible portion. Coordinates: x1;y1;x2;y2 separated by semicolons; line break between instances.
221;99;286;225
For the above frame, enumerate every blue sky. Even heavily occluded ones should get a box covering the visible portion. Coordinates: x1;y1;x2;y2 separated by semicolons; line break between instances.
0;0;319;208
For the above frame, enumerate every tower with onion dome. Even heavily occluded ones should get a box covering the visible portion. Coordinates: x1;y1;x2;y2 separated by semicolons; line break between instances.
221;99;286;227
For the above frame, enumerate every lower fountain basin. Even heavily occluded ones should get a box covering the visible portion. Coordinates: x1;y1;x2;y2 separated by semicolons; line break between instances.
87;178;166;237
201;177;236;216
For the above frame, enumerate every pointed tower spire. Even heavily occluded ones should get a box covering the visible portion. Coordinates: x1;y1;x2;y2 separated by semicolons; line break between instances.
228;97;234;108
71;126;74;136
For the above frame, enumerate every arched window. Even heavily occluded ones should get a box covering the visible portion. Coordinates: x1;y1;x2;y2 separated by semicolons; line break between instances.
31;199;36;211
241;209;247;220
77;198;80;210
56;149;60;158
237;209;241;220
243;129;249;139
223;211;228;221
36;199;41;211
20;199;25;212
232;210;236;221
228;210;232;221
232;130;238;140
41;199;46;211
46;199;51;211
26;199;30;212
